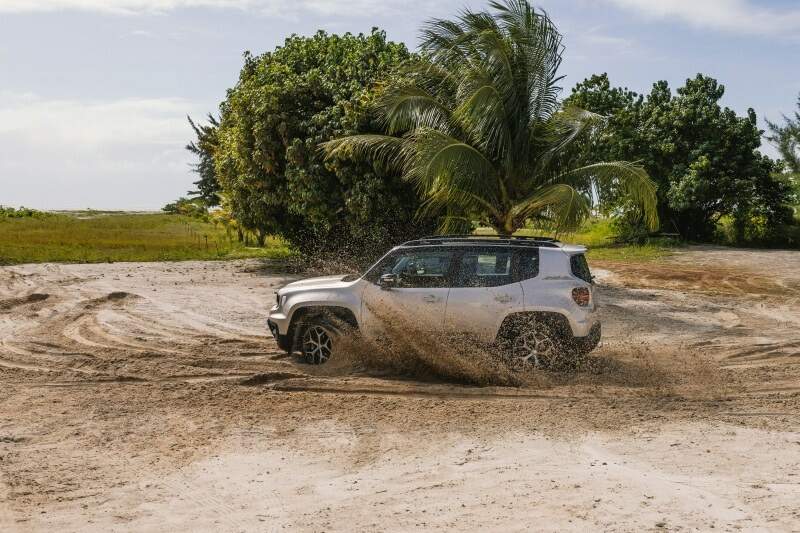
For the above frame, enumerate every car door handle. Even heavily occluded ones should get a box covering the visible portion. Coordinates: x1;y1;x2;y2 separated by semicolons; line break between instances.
494;294;513;303
422;295;440;303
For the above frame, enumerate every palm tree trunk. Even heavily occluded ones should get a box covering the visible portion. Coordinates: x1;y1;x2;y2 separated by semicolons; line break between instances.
492;216;516;237
500;213;516;237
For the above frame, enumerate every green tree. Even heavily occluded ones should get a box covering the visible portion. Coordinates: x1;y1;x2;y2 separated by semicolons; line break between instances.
186;114;222;207
323;0;657;236
767;94;800;184
162;197;208;218
214;29;433;257
560;74;645;218
568;73;791;241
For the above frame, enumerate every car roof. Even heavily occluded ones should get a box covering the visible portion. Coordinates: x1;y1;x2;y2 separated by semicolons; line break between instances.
398;235;587;253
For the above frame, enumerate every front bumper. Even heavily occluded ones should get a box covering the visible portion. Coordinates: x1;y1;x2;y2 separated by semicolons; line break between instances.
268;304;290;334
268;302;293;352
267;318;292;352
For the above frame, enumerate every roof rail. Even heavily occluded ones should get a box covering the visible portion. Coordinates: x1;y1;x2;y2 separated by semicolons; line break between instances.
401;234;561;248
417;234;560;242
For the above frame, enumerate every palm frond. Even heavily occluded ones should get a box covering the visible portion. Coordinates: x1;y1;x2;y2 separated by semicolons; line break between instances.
557;161;659;230
510;183;590;231
320;134;414;175
408;129;500;203
378;84;453;135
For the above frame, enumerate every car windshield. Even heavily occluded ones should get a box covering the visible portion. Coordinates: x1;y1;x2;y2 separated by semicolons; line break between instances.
340;251;397;282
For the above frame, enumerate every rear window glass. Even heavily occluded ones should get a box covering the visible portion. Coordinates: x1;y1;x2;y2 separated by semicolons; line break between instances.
453;249;513;288
570;254;592;283
515;249;539;281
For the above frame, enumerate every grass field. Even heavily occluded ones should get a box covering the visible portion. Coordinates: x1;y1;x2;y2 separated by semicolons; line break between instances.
477;218;678;262
0;210;674;265
0;212;292;264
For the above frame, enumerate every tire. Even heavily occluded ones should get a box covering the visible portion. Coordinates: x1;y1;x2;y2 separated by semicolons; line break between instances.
295;316;338;365
507;319;568;370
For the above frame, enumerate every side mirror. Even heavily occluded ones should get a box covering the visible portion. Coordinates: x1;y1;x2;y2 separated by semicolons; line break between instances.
379;273;399;290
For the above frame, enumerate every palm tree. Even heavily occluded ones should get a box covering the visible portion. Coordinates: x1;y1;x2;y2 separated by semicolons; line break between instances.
323;0;658;236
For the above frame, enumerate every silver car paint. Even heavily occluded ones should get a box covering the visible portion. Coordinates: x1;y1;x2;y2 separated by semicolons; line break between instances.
268;244;598;341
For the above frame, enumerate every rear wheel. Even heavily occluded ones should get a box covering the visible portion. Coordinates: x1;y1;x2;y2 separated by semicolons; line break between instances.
508;321;566;370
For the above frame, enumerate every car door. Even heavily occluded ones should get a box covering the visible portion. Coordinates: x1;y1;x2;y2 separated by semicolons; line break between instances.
360;248;455;338
444;247;523;343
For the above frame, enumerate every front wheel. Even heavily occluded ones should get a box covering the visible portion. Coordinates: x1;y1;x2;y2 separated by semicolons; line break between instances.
297;319;336;365
508;321;566;370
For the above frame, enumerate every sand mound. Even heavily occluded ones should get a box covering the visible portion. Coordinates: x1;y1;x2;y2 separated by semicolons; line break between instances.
105;291;135;301
0;292;50;311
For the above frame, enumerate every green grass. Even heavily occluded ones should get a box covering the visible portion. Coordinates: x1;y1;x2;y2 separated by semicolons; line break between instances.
0;211;677;265
0;212;293;264
476;218;678;262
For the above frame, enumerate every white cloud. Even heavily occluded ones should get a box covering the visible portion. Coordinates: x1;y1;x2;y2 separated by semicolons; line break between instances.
605;0;800;36
0;93;192;146
0;0;413;17
0;93;204;209
0;0;247;14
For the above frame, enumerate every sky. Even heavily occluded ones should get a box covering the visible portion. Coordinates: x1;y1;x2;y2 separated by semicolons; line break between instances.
1;0;799;210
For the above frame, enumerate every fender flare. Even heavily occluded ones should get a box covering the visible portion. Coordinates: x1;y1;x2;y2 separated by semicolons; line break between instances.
496;311;572;343
287;305;359;352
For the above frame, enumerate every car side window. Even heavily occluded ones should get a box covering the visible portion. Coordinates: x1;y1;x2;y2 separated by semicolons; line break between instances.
452;248;513;288
367;250;454;288
515;249;540;281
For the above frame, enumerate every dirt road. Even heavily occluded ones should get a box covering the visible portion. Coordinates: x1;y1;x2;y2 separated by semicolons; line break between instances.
1;247;799;531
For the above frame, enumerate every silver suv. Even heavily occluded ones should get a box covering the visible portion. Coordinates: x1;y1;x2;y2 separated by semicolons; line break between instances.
268;235;600;368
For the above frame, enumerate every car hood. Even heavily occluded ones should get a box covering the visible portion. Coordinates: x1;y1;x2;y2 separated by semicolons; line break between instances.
278;275;357;294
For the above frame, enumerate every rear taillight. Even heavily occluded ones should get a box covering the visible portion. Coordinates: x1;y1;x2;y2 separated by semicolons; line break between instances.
571;287;591;307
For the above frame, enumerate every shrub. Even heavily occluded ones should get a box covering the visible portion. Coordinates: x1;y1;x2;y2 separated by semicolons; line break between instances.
0;206;52;220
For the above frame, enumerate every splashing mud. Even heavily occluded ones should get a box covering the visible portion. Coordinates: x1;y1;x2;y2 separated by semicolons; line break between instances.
315;304;724;399
322;308;527;387
569;342;726;401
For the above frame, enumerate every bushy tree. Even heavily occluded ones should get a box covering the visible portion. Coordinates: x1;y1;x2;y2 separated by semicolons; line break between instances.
213;29;434;258
567;73;792;241
162;197;208;218
324;0;658;236
186;115;222;207
767;94;800;189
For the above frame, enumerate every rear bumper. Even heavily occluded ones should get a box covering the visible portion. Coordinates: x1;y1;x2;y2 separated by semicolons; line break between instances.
572;322;601;354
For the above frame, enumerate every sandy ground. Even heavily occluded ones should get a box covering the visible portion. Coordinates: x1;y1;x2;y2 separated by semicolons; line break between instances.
0;246;799;532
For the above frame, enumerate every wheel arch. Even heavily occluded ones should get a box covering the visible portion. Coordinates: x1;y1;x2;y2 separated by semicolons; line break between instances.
496;311;572;343
287;305;359;352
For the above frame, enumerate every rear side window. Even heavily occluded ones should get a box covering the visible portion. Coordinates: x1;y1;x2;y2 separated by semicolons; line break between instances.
515;249;539;281
453;249;513;288
570;254;592;283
